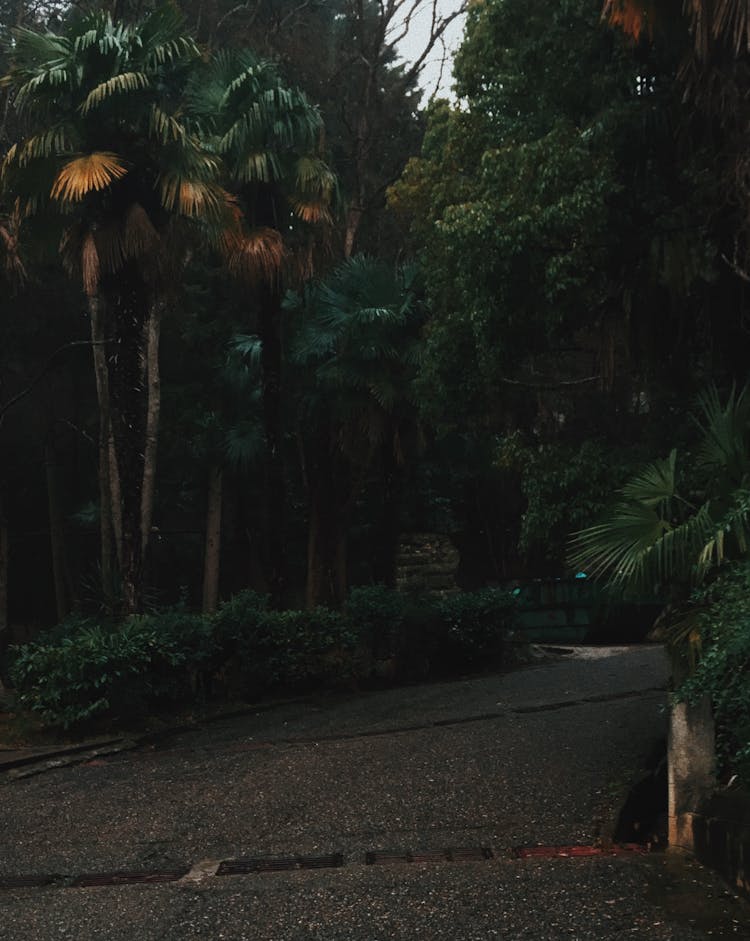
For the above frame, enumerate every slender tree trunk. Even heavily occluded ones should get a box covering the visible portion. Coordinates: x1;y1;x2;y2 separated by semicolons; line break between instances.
306;484;348;609
0;487;8;656
372;437;401;587
107;271;149;614
344;206;363;259
305;438;349;609
45;440;70;622
202;463;223;614
87;294;115;610
258;282;286;606
140;300;162;559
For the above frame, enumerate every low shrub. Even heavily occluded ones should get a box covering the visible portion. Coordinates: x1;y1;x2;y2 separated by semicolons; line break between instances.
233;607;359;694
346;585;407;660
212;590;270;647
8;586;519;729
435;588;517;668
345;585;517;677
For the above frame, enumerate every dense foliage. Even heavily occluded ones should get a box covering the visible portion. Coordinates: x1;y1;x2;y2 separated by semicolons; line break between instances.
9;587;517;727
679;560;750;780
2;0;750;770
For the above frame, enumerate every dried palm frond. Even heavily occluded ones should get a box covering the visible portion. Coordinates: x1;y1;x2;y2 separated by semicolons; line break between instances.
291;199;332;225
602;0;655;40
159;176;225;217
0;209;27;284
51;152;128;202
123;203;160;259
81;231;100;296
94;219;126;275
228;226;284;284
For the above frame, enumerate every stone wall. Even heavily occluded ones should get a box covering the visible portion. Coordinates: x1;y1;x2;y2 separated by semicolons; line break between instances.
690;791;750;898
395;533;459;595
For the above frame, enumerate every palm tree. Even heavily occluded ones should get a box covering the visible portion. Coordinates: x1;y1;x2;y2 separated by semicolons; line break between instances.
186;49;335;604
290;255;423;607
604;0;749;57
569;385;750;638
1;7;231;612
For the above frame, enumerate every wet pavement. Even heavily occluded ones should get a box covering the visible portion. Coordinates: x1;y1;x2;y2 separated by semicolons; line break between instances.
2;645;749;940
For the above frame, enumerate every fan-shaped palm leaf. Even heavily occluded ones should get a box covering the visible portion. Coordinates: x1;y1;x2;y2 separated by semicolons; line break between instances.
228;227;285;283
50;152;128;202
620;449;676;507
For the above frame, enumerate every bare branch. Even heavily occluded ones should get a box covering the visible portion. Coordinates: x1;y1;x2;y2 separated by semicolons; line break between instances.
215;0;264;36
497;375;600;390
0;340;106;427
722;252;750;283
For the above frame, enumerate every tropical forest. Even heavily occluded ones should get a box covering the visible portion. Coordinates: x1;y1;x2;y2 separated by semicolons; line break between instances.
0;0;749;791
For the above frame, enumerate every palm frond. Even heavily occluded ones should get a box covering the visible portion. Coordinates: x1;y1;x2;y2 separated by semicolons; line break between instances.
16;125;73;166
694;383;750;485
0;212;26;284
291;198;332;224
51;152;128;202
149;104;186;144
123;203;160;259
228;333;263;370
81;231;100;296
158;176;224;218
568;501;671;586
228;227;284;284
620;449;676;507
79;72;150;115
94;219;126;275
237;150;281;184
14;65;73;109
224;419;265;470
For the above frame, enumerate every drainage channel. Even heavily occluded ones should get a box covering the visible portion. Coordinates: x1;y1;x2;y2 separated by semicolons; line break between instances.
0;843;653;893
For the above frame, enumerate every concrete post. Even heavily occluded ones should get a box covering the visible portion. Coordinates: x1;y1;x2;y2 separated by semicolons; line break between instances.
668;659;716;852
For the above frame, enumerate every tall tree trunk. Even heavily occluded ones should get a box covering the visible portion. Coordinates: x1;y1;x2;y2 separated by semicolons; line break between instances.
0;487;8;656
87;294;115;610
372;436;401;587
258;282;286;606
45;439;71;622
344;205;363;259
306;483;348;609
140;300;162;560
107;270;149;614
305;438;349;609
202;463;223;614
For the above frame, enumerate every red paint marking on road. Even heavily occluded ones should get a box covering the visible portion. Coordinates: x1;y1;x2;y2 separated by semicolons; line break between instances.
513;843;649;859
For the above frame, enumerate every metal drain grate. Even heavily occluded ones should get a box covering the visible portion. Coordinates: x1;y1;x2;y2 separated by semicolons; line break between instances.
71;868;188;888
217;854;344;876
512;843;649;859
366;847;493;866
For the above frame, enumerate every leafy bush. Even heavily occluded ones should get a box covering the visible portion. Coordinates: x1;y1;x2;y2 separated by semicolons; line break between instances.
232;607;359;693
11;618;168;728
9;587;518;729
346;585;407;660
435;588;516;669
212;590;270;647
678;560;750;779
9;609;217;728
345;585;517;676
